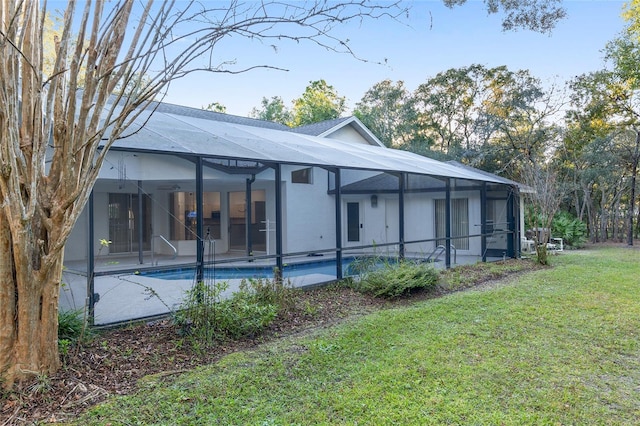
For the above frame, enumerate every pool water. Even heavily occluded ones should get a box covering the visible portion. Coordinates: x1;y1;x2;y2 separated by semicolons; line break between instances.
139;257;377;281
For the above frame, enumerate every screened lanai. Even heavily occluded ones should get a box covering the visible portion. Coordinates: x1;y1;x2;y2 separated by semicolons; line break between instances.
60;103;523;326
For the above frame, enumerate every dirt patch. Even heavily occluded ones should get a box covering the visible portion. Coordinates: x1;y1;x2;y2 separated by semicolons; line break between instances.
1;259;544;424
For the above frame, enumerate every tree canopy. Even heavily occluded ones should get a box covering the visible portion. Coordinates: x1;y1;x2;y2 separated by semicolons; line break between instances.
291;80;347;126
443;0;566;33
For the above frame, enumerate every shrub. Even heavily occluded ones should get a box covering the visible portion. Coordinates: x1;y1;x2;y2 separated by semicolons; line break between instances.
551;211;587;248
353;260;439;298
175;279;281;345
58;309;88;342
58;309;91;354
214;290;278;339
240;276;295;314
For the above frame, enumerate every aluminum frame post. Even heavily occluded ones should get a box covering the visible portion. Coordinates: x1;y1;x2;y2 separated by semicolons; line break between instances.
398;173;405;259
334;168;343;280
445;179;452;268
196;157;204;283
274;164;284;280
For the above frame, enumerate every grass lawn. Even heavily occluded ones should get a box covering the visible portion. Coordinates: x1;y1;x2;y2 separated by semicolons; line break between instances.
78;246;640;425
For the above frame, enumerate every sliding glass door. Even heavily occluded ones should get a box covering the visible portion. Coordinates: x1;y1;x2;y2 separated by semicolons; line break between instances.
108;193;151;253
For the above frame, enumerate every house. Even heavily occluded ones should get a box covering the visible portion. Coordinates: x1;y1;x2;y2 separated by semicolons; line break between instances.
60;101;526;326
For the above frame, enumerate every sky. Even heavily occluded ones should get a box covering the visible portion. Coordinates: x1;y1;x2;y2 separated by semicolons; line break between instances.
146;1;627;116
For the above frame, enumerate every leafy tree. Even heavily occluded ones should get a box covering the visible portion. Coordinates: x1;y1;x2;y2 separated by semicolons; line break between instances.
623;0;640;40
0;0;407;387
479;69;563;182
566;30;640;245
203;102;227;113
353;79;416;147
412;64;496;160
250;96;292;125
554;117;618;242
290;80;346;126
443;0;566;33
408;65;560;181
605;34;640;245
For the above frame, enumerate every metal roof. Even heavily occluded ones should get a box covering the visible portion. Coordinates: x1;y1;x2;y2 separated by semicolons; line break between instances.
446;161;532;192
105;104;513;185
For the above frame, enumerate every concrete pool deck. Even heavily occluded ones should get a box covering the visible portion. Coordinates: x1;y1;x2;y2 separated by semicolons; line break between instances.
61;251;500;326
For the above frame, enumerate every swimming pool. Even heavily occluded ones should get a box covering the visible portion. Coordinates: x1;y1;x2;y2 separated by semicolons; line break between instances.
139;256;391;281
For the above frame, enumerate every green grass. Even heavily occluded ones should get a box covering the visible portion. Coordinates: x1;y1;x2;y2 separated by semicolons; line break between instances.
78;247;640;425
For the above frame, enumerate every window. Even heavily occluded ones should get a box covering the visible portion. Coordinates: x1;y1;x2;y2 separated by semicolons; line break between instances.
291;167;312;184
347;202;360;242
170;192;221;240
435;198;469;250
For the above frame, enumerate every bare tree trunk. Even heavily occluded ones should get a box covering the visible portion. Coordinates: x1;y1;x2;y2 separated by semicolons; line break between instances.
601;191;609;241
582;182;597;242
0;209;65;387
611;191;624;241
0;210;17;384
627;130;639;246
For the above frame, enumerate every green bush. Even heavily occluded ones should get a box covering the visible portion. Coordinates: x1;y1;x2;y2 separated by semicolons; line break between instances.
175;280;280;345
353;260;439;298
214;290;278;339
58;309;87;342
526;208;588;249
551;211;587;248
58;309;90;354
240;276;295;314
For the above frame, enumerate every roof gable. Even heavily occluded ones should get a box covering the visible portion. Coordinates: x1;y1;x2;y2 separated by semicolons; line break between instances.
291;116;384;147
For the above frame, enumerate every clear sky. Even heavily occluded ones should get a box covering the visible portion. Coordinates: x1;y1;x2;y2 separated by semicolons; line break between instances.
157;1;626;116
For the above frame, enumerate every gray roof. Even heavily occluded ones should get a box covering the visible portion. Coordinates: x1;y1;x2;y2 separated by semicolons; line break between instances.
290;117;352;136
150;101;291;131
103;101;517;185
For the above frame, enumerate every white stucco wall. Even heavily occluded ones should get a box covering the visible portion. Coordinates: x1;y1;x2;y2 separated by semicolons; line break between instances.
64;207;89;264
283;166;335;255
403;194;436;255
